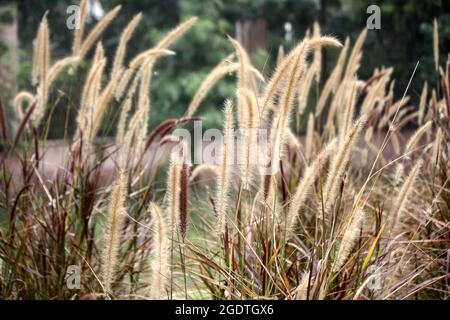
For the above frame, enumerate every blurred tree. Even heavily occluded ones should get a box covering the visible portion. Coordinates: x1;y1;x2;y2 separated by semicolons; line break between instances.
3;0;450;138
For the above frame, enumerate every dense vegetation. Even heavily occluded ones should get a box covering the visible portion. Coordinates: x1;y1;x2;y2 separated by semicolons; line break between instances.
0;0;448;300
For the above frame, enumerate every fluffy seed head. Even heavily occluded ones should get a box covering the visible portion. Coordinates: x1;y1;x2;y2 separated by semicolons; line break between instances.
148;202;169;300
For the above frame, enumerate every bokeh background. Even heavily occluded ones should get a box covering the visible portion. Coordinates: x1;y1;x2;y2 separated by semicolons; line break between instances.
0;0;449;139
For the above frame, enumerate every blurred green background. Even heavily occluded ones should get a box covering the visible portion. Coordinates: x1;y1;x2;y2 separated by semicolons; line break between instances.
0;0;449;139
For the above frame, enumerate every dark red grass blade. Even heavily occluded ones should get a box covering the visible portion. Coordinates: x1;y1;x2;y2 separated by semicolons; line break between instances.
144;116;200;151
179;162;190;240
0;99;8;143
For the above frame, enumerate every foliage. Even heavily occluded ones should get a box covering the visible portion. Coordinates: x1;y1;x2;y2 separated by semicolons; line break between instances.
0;1;449;300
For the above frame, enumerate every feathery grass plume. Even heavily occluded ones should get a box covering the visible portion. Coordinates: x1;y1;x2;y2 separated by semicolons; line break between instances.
271;37;341;171
332;205;365;272
339;80;358;141
315;38;350;117
155;17;198;49
148;202;169;300
186;62;238;117
111;13;142;80
167;151;182;230
359;72;383;114
433;18;439;71
136;59;153;127
132;57;174;163
31;13;49;86
80;47;106;115
321;117;364;217
359;67;390;94
430;89;438;122
47;56;81;86
216;100;234;236
263;115;284;207
393;163;405;187
321;31;364;128
286;139;336;238
324;78;347;137
260;39;309;120
304;27;311;39
295;271;311;300
179;154;191;240
394;114;420;135
102;168;127;294
131;16;198;136
269;40;309;170
395;104;415;123
312;21;322;83
115;75;141;145
13;91;34;121
31;14;50;127
115;49;175;100
360;69;392;116
432;128;442;166
405;121;432;154
305;113;315;162
238;88;259;190
41;14;50;80
343;29;367;81
276;45;285;67
260;47;297;120
120;97;149;168
115;94;133;146
74;42;107;150
74;56;106;149
89;68;124;145
261;37;341;122
389;160;422;234
35;56;81;128
418;81;428;125
378;97;410;130
228;36;251;128
328;66;372;138
268;115;286;183
190;164;218;183
87;81;115;144
116;97;132;146
117;33;188;106
115;68;134;101
78;5;122;59
72;0;88;54
261;36;341;121
93;41;105;63
128;49;176;71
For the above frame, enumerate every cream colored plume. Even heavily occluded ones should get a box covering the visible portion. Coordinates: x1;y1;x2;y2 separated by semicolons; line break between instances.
216;100;234;235
148;202;169;300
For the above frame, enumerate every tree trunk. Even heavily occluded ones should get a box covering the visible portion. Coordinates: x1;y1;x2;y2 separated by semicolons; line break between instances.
235;18;267;54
